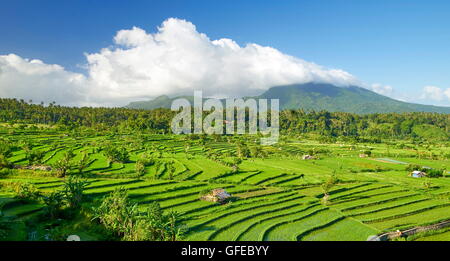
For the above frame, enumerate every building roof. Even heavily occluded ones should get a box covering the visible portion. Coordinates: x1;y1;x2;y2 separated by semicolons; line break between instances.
411;170;427;177
211;188;231;199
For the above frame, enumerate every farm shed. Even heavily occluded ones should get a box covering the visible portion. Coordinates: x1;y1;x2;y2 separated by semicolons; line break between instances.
359;153;368;158
410;171;427;178
302;155;315;160
200;188;231;203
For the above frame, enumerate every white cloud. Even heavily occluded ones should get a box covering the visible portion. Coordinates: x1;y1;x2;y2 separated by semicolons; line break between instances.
446;89;450;100
0;18;385;107
0;54;88;106
421;85;450;101
370;83;394;97
83;18;361;104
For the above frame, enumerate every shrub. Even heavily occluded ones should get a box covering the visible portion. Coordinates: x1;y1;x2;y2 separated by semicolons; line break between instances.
405;164;422;172
104;146;130;163
41;191;65;219
135;160;146;176
138;153;155;166
2;182;41;201
236;143;250;158
321;175;338;204
249;145;267;158
26;150;45;165
230;157;242;173
0;168;12;177
165;160;176;180
363;150;372;157
62;176;89;209
198;189;211;197
53;152;75;178
93;188;186;241
426;168;444;178
0;210;11;240
135;153;155;176
92;188;143;240
0;142;12;169
0;155;10;169
76;153;90;175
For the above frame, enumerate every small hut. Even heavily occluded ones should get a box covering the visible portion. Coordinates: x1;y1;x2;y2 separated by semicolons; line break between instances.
359;153;368;158
302;155;315;160
200;188;231;203
410;170;427;178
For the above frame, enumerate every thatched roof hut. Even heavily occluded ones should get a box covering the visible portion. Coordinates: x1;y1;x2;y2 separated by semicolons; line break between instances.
410;170;427;178
302;155;315;160
200;188;231;203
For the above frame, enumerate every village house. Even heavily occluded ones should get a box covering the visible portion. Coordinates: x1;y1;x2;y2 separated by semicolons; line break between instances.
200;188;231;203
410;170;427;178
302;155;315;160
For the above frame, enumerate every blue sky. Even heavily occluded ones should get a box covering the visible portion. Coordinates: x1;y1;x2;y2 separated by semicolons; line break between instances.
1;0;450;106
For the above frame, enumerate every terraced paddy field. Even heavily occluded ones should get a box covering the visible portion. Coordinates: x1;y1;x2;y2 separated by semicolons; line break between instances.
415;230;450;241
0;130;449;241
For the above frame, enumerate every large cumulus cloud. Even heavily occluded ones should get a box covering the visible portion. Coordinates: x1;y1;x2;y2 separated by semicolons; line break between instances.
0;54;88;106
85;18;359;103
0;18;361;106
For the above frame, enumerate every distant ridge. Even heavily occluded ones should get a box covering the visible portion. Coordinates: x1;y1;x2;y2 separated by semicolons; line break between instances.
125;83;450;114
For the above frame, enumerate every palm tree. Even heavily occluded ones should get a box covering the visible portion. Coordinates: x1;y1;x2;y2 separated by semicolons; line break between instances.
54;151;74;178
231;157;242;173
321;175;337;204
77;153;90;175
165;211;182;241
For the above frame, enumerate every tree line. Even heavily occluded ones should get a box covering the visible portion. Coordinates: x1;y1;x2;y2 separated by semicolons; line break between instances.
0;98;449;140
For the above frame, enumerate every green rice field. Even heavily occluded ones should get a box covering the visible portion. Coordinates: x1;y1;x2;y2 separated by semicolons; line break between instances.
1;129;449;241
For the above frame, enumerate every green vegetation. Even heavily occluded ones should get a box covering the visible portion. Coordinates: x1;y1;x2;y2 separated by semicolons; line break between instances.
126;83;450;114
0;98;449;241
93;188;185;241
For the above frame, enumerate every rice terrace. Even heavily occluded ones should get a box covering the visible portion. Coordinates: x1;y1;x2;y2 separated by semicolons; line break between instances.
1;1;450;245
0;99;449;241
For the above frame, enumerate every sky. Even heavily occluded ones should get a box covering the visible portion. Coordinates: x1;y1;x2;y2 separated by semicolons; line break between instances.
0;0;449;107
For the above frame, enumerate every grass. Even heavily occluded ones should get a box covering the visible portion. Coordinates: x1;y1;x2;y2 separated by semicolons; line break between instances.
1;131;450;241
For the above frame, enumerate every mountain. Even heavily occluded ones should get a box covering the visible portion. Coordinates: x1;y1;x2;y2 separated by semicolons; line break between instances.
257;83;450;113
127;95;186;110
125;83;450;114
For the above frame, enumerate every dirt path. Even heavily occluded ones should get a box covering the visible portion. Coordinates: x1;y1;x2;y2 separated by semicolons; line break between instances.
371;158;408;165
